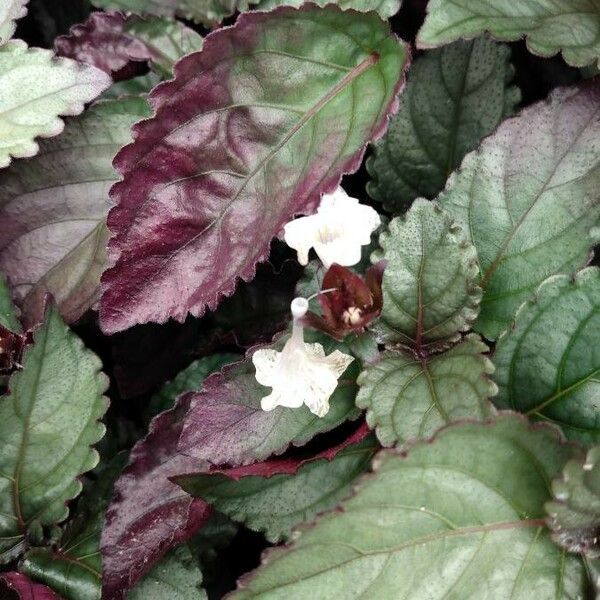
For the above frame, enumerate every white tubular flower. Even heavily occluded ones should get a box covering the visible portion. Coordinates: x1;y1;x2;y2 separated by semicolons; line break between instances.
252;297;354;417
283;187;381;269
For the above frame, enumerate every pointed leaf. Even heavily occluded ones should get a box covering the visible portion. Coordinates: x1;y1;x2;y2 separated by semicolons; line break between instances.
129;546;207;600
55;12;202;80
0;573;63;600
417;0;600;68
494;268;600;445
99;5;409;334
546;445;600;558
440;80;600;340
357;334;496;446
0;0;27;46
251;0;401;19
0;306;109;561
0;97;150;328
175;423;376;542
0;41;111;168
178;331;360;466
0;272;20;331
101;396;212;600
230;416;588;600
374;199;481;351
367;36;519;213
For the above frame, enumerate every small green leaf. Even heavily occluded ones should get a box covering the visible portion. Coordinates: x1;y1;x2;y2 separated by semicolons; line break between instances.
367;36;519;213
101;72;160;100
0;41;111;168
417;0;600;68
440;81;600;340
129;546;207;600
374;199;481;351
0;0;27;45
251;0;400;19
494;267;600;445
0;272;20;332
148;353;240;419
357;334;496;446
546;445;600;559
0;306;109;561
176;434;377;543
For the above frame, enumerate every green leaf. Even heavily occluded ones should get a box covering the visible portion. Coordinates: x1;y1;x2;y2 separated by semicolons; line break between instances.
417;0;600;68
440;81;600;340
0;0;27;45
367;36;519;213
494;267;600;445
250;0;400;20
0;41;111;168
230;416;588;599
129;546;207;600
357;334;496;446
148;353;240;419
176;434;378;543
20;454;127;600
546;445;600;559
0;305;109;561
373;199;481;351
0;97;151;327
0;272;20;332
101;72;160;100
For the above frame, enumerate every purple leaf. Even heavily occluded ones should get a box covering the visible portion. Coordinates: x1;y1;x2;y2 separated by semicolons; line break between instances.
0;573;64;600
100;396;212;600
99;5;409;334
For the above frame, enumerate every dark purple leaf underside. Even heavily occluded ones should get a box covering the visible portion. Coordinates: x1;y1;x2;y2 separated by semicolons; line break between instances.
100;396;211;600
99;5;408;333
0;573;64;600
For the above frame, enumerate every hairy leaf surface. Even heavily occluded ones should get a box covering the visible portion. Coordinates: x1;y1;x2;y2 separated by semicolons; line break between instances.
252;0;400;19
357;335;496;446
0;41;111;168
440;81;600;340
367;36;519;212
230;416;587;599
494;268;600;445
0;0;27;45
0;98;150;328
374;199;480;351
417;0;600;68
0;306;108;561
0;573;63;600
99;5;408;334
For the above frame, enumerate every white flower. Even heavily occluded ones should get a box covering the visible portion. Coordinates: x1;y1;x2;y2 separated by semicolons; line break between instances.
283;186;381;269
252;297;354;417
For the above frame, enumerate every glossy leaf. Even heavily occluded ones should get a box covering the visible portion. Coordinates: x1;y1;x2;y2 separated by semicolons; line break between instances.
546;445;600;558
0;573;64;600
99;5;409;334
20;455;127;600
129;546;207;600
0;97;150;328
0;272;20;331
0;0;27;45
0;41;111;168
178;331;360;466
357;334;496;446
175;423;376;542
101;395;212;600
367;36;519;213
374;199;481;351
55;12;202;80
0;306;108;561
230;416;588;599
440;80;600;340
417;0;600;68
494;268;600;445
252;0;401;19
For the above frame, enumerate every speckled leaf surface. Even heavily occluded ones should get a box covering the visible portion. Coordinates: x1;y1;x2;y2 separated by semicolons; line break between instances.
417;0;600;68
252;0;400;19
0;272;20;331
440;81;600;340
0;0;28;45
99;5;409;334
230;416;588;599
0;41;111;168
367;36;519;213
373;199;481;351
0;573;64;600
357;335;496;446
494;268;600;445
0;306;108;561
0;98;150;328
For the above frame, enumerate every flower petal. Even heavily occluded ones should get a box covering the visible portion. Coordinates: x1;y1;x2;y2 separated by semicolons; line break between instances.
252;348;281;387
283;215;320;265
